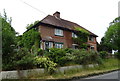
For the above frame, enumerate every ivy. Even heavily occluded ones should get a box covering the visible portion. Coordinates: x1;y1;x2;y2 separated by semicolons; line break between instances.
72;27;90;49
75;27;90;35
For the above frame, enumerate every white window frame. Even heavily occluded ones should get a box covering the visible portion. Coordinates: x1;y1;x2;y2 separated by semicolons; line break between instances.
89;36;94;42
90;45;94;50
49;42;53;48
72;32;77;38
55;28;63;36
55;43;63;48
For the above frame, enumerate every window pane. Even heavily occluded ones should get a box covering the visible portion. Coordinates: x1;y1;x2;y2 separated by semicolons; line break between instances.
55;29;63;36
55;43;63;48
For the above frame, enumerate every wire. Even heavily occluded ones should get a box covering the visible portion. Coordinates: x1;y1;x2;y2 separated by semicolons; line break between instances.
19;0;47;15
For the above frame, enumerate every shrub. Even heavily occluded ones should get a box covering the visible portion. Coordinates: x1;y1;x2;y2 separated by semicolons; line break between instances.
73;49;90;64
99;51;109;59
37;48;44;56
34;56;57;74
72;49;103;65
44;48;67;66
114;52;120;59
12;48;36;70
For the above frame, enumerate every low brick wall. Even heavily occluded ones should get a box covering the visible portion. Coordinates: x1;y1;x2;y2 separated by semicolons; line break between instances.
2;64;96;79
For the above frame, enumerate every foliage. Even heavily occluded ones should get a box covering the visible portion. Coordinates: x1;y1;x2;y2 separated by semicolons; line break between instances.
34;56;57;74
44;48;67;66
72;27;90;49
26;20;39;29
75;27;89;34
37;48;44;56
114;52;120;59
12;48;36;70
1;10;17;70
99;51;109;59
21;28;41;52
45;48;103;66
104;17;120;55
72;49;102;65
97;37;112;53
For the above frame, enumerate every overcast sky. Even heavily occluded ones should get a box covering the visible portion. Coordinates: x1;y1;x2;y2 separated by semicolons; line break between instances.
0;0;119;43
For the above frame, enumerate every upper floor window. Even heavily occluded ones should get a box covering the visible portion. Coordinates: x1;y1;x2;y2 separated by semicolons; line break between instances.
89;36;94;42
55;28;63;36
72;32;77;38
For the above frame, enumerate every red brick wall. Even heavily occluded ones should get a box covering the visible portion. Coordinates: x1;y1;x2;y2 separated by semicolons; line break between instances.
38;25;73;48
87;37;97;51
38;24;97;51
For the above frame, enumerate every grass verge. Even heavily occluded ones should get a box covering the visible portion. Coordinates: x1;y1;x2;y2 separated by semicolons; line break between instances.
29;58;119;80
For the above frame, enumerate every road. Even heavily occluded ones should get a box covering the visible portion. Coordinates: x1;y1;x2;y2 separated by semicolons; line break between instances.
72;71;120;81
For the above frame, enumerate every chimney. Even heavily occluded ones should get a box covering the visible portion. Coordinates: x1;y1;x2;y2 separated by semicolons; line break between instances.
53;11;60;18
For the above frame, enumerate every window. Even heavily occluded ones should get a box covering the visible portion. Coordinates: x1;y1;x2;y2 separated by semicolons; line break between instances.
55;28;63;36
89;36;94;42
45;42;53;50
90;46;94;50
55;42;63;48
72;32;77;38
72;44;78;49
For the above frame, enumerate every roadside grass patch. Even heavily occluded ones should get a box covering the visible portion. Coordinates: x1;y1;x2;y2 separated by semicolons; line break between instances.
29;58;119;79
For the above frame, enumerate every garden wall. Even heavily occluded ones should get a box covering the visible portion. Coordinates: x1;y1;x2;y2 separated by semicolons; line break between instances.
2;64;96;79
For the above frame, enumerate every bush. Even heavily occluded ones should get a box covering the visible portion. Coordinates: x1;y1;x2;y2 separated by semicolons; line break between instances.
114;52;120;59
12;48;36;70
45;48;103;66
44;48;67;66
34;56;57;74
72;49;103;65
99;51;109;59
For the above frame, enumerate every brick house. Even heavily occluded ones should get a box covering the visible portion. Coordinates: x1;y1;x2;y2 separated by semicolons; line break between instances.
31;11;98;51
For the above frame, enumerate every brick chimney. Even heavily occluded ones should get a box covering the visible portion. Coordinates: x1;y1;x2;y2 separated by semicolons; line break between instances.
53;11;60;18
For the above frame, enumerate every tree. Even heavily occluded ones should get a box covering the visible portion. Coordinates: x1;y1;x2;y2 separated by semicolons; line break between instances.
18;21;41;54
26;20;39;29
104;17;120;54
1;10;16;70
97;37;112;53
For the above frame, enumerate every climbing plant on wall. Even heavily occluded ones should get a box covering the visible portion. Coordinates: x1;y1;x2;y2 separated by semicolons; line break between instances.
72;27;90;49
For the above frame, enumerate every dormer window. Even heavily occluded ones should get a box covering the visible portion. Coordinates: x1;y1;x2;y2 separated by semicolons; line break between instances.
55;28;63;36
72;32;77;38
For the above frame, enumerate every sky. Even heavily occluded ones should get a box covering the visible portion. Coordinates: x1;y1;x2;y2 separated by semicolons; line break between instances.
0;0;119;43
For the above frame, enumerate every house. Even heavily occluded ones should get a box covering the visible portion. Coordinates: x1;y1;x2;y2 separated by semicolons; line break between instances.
30;11;98;51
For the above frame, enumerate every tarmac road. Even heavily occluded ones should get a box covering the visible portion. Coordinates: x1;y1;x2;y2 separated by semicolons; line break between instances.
72;70;120;81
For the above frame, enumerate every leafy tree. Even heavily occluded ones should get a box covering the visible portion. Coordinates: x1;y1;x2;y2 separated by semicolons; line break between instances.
104;17;120;55
97;37;112;53
17;21;41;54
26;20;39;29
1;10;16;70
21;28;41;53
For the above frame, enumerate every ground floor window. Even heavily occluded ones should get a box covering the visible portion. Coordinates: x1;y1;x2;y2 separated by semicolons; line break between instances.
44;41;53;50
72;44;78;49
41;41;63;50
90;45;94;50
55;42;63;48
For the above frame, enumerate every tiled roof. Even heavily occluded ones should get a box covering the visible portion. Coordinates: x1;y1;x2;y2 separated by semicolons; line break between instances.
40;15;98;37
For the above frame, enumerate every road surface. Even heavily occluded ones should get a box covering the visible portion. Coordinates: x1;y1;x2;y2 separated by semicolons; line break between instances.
72;71;120;81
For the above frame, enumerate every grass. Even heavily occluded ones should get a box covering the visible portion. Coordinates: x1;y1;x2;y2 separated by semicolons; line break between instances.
28;58;119;80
